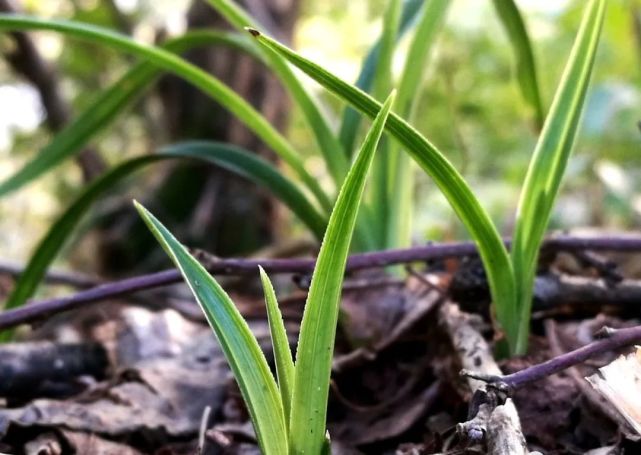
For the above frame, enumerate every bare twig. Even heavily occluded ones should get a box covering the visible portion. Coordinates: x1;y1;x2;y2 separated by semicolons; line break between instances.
544;319;635;433
0;0;105;181
197;406;212;455
533;273;641;310
2;234;641;332
500;324;641;390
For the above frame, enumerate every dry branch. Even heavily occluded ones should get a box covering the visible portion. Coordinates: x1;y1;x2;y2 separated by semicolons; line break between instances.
2;234;641;333
439;302;529;454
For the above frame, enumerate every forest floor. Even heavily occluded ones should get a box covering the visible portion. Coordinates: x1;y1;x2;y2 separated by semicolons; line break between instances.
1;239;640;454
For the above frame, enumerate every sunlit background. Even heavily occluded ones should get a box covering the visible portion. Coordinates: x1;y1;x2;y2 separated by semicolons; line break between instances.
0;0;639;269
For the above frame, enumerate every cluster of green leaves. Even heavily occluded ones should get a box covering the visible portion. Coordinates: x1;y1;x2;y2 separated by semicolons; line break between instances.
249;0;606;354
0;0;605;356
137;93;395;454
0;0;609;450
0;0;553;327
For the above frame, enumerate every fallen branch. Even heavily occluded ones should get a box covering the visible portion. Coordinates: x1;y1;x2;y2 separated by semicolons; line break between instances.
543;319;635;434
463;324;641;394
533;274;641;310
0;341;108;399
499;324;641;390
439;302;530;454
2;234;641;332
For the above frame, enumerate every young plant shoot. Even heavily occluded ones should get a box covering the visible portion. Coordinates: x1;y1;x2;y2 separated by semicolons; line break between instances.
249;0;606;354
136;93;395;454
0;0;554;329
0;0;605;355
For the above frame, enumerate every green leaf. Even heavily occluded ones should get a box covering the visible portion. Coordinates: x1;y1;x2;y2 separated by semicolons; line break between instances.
371;0;401;100
0;29;257;200
250;30;519;350
338;0;424;156
386;0;449;249
258;266;295;424
0;15;331;212
511;0;606;354
289;92;395;454
135;203;288;454
369;0;401;248
0;142;325;327
207;0;349;185
492;0;545;128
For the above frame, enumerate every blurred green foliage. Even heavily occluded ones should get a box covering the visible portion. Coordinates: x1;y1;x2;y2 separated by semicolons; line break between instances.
0;0;639;268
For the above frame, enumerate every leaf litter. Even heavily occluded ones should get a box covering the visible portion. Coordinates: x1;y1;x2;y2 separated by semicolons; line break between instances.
2;250;641;453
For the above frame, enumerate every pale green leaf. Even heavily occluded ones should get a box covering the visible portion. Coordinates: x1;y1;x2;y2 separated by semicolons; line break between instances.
339;0;424;156
258;266;295;423
207;0;349;184
386;0;450;249
492;0;545;128
289;92;395;454
511;0;606;353
249;30;519;350
136;203;288;454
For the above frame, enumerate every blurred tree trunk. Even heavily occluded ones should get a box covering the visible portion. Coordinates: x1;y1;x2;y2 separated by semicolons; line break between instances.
98;0;300;273
0;0;106;182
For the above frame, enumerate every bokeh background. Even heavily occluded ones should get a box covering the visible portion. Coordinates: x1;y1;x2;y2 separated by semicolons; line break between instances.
0;0;639;276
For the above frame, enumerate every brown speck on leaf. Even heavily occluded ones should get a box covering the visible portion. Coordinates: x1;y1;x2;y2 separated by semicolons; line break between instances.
246;27;261;37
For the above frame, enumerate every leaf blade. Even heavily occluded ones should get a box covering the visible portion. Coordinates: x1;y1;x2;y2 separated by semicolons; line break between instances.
369;0;401;247
386;0;450;249
492;0;545;128
289;92;395;454
338;0;424;156
0;142;326;331
0;30;255;198
511;0;606;353
207;0;349;185
136;203;288;454
0;15;331;212
250;30;520;350
258;267;295;423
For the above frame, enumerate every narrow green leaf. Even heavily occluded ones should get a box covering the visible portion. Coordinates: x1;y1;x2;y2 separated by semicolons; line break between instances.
289;92;395;454
511;0;606;354
395;0;449;118
258;266;295;424
0;30;257;202
136;203;287;454
0;16;331;212
0;142;326;327
492;0;545;128
250;30;519;349
207;0;349;185
386;0;449;249
339;0;424;156
369;0;401;248
371;0;401;100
